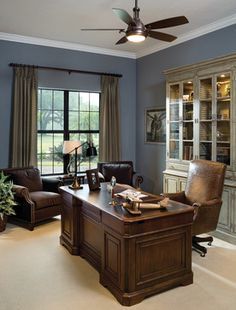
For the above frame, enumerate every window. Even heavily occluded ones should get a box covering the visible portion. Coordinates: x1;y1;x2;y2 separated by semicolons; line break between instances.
37;89;99;175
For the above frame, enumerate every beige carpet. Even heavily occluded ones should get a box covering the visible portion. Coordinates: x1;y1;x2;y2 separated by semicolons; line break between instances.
1;218;236;310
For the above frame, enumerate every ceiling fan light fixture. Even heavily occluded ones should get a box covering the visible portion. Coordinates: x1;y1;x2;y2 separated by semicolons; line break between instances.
127;33;145;42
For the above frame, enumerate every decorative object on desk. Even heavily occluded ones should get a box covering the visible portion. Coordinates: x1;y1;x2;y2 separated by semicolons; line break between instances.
110;176;116;199
123;199;142;214
115;188;166;214
145;107;166;143
159;197;169;208
0;171;17;232
86;169;100;191
63;140;97;190
138;198;169;210
117;189;146;215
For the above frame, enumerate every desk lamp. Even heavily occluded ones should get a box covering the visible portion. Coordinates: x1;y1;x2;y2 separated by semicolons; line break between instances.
63;140;97;189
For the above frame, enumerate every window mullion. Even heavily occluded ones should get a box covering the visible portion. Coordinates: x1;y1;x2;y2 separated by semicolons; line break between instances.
64;90;69;174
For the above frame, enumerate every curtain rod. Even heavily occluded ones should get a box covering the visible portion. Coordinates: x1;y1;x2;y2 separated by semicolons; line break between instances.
8;63;122;78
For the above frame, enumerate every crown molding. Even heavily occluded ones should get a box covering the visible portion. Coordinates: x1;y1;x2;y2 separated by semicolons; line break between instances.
136;13;236;59
0;13;236;60
0;32;136;59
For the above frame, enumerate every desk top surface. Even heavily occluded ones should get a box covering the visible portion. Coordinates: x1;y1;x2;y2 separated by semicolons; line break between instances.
60;183;194;223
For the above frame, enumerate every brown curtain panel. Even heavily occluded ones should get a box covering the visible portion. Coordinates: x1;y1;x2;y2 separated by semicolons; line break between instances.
10;66;38;167
99;75;121;161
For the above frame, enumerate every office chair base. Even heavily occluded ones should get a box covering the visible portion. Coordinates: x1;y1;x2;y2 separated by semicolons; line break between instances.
192;235;213;257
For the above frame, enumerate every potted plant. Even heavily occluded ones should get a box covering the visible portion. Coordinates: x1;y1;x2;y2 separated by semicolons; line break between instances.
0;171;16;232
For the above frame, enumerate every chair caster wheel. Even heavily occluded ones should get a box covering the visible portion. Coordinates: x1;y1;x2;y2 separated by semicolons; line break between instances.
200;252;206;257
208;242;212;246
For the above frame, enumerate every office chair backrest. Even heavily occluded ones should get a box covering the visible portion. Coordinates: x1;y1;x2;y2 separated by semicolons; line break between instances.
185;160;226;206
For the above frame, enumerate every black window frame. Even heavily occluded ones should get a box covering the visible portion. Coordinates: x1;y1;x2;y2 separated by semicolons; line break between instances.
37;88;100;176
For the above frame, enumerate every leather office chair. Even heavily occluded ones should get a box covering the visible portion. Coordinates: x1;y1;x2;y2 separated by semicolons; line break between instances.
97;161;143;189
162;160;226;256
2;166;62;230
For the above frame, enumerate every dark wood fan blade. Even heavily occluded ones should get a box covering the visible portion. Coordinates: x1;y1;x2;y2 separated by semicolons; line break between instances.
112;8;135;25
115;36;128;45
145;16;189;29
81;28;125;31
148;30;177;42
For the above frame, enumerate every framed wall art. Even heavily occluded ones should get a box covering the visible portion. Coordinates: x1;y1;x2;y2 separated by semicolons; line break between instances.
86;168;100;191
145;108;166;143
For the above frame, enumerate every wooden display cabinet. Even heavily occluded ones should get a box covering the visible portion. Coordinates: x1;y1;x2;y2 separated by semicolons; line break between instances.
163;53;236;245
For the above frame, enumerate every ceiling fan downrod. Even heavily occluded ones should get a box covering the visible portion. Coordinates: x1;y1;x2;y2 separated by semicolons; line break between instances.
133;0;140;20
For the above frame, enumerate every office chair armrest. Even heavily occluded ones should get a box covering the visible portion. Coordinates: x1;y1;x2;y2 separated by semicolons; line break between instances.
12;185;34;206
161;191;186;203
192;198;222;221
42;177;62;193
198;198;222;208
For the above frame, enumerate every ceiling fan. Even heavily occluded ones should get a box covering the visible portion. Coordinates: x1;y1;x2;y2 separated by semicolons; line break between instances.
81;0;189;44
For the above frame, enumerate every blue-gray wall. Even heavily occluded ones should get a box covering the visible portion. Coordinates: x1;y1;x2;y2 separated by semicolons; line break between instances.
136;24;236;194
1;24;236;192
0;41;136;168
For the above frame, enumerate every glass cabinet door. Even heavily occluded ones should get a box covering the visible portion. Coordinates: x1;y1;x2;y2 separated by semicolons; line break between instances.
182;81;194;160
169;84;180;159
198;73;231;165
216;73;231;165
199;77;213;160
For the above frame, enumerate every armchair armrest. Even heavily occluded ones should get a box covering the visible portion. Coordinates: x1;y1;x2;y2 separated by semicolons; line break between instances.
161;191;186;203
12;185;34;206
133;174;143;189
98;172;105;183
42;177;62;193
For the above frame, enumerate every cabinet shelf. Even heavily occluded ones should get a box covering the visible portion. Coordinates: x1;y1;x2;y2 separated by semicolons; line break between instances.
200;98;212;102
217;97;230;101
200;140;212;143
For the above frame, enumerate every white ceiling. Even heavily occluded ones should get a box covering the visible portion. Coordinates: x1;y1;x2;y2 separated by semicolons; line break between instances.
0;0;236;58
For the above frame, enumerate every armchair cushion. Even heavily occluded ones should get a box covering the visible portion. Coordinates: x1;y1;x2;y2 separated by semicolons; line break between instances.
30;191;62;210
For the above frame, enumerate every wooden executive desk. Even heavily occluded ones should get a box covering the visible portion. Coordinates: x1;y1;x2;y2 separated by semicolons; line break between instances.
60;183;194;306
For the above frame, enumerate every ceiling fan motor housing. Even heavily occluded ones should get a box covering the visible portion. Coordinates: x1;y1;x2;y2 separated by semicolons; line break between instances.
126;19;147;38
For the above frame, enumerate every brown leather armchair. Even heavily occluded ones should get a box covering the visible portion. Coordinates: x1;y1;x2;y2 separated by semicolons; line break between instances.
162;160;226;256
97;161;143;189
2;166;62;230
